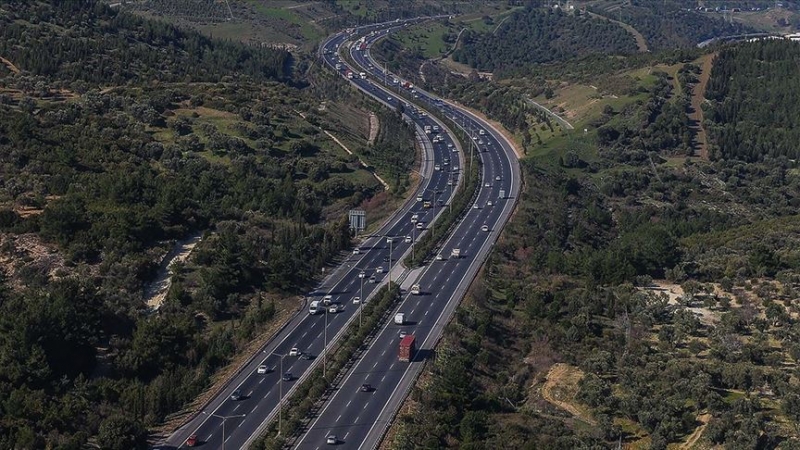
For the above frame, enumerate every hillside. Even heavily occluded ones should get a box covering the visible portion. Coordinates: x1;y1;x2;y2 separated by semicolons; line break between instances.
0;1;415;448
386;39;800;450
452;6;638;72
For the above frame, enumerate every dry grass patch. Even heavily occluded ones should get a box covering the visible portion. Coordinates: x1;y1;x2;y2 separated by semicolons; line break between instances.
540;363;596;426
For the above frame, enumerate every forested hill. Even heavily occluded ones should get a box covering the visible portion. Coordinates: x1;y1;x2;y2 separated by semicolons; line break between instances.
589;1;754;51
0;0;291;86
704;40;800;161
452;7;637;72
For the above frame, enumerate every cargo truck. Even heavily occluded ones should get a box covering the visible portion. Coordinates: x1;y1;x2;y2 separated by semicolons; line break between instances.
399;335;415;362
394;312;405;325
451;248;461;258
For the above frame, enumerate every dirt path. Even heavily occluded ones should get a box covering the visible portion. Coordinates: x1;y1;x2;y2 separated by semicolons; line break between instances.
541;363;596;425
0;56;20;74
586;11;649;53
144;232;203;310
368;112;379;146
680;413;711;449
689;53;716;160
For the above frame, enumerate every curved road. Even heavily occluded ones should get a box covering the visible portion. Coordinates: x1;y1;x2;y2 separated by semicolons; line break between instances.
293;21;521;450
160;18;467;450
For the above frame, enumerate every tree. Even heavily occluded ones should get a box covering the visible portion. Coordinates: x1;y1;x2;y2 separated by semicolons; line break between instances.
95;415;148;450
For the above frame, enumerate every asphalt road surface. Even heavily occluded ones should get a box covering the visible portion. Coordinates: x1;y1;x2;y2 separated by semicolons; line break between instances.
161;17;471;450
293;20;521;450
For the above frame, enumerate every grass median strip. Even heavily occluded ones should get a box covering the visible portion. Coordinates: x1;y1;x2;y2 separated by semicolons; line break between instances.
253;284;401;450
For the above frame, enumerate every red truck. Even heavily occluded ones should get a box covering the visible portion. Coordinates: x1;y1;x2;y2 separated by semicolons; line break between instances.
399;335;416;362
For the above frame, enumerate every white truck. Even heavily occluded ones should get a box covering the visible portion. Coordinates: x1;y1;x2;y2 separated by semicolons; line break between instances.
424;125;431;134
394;312;405;325
451;248;461;259
410;284;421;295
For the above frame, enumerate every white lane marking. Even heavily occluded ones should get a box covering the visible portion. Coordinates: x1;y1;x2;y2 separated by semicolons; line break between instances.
252;404;258;413
381;349;387;356
347;400;352;407
425;309;430;316
336;414;342;423
258;378;264;384
233;404;240;411
372;360;379;368
206;434;213;442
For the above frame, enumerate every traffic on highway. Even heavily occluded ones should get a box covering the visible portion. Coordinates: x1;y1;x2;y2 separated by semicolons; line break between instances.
163;17;470;450
294;19;520;450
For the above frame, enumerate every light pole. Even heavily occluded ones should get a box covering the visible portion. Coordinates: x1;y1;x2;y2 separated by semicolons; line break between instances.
270;352;285;435
324;305;328;378
202;412;245;450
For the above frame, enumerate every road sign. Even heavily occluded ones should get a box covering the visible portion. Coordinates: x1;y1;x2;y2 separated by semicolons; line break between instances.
349;209;366;232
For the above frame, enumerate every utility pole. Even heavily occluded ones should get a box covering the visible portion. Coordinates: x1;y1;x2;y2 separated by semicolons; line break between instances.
271;352;285;435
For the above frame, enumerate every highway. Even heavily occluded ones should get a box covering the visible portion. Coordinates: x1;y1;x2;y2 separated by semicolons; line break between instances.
293;21;521;450
160;18;467;450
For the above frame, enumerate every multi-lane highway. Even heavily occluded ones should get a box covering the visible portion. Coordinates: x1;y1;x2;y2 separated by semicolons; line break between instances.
161;18;468;450
293;21;520;450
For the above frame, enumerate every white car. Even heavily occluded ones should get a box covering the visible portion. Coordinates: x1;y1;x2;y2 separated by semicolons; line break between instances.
416;222;424;229
495;175;501;181
436;254;444;261
353;296;361;304
289;347;300;357
328;305;339;314
399;330;407;339
487;200;493;206
327;435;338;445
481;225;489;232
376;266;384;274
404;235;412;243
485;182;490;187
257;364;269;374
473;204;479;209
352;248;361;255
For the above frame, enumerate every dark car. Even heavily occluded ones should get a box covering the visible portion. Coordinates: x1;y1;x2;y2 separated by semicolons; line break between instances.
360;383;372;392
282;372;293;382
300;352;313;360
230;389;242;401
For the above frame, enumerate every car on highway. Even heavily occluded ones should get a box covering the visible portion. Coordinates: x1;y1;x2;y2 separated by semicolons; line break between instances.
487;200;493;206
186;434;198;447
257;364;269;374
481;225;489;232
473;204;479;209
360;383;373;392
300;353;313;360
328;305;339;314
352;296;361;304
230;389;242;401
404;235;412;243
352;248;361;255
436;254;444;261
387;96;392;101
416;222;424;229
282;372;293;382
376;266;384;274
485;182;490;187
495;175;501;181
326;435;338;445
289;347;300;357
399;330;407;339
369;275;377;283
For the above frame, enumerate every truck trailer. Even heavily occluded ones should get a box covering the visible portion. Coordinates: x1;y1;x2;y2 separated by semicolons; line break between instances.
399;335;416;362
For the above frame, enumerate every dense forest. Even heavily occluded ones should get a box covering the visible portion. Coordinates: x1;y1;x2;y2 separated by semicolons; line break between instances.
452;6;638;72
704;40;800;161
589;0;754;50
0;1;413;448
390;41;800;448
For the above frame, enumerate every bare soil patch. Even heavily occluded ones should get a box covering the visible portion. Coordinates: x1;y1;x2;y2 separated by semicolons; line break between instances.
680;413;711;449
585;11;649;53
0;56;20;74
540;363;596;425
368;112;379;146
689;53;716;160
144;232;203;310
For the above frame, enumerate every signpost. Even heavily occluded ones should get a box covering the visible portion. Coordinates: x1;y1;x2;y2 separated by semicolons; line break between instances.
349;209;366;233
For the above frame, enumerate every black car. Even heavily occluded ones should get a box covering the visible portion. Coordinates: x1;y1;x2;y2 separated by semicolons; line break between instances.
360;383;372;392
300;353;313;360
282;372;293;382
